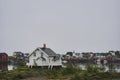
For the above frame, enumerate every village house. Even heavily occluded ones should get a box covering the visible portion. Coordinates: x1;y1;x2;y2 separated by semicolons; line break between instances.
0;53;8;70
73;52;83;58
13;51;24;60
26;44;62;69
0;53;8;63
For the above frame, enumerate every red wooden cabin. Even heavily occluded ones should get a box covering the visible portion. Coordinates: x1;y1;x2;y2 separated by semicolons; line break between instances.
0;53;8;63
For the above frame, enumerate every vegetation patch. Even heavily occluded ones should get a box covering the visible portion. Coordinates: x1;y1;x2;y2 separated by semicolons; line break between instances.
1;63;120;80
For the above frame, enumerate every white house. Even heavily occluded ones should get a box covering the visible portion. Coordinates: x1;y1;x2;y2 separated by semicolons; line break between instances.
26;44;62;69
73;52;83;58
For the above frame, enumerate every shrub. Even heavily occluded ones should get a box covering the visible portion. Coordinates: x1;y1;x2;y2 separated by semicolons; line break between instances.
62;63;81;75
108;63;116;72
86;64;105;73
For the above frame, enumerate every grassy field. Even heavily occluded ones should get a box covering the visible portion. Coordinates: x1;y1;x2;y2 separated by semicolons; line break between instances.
0;63;120;80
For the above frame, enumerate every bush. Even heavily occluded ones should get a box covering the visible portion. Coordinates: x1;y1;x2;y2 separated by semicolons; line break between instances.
108;63;116;72
71;71;104;80
62;63;81;75
0;71;8;80
86;64;105;73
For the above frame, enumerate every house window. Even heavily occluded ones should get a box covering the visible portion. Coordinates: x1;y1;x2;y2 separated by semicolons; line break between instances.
41;57;46;61
53;56;56;61
41;52;43;57
41;52;46;61
33;52;36;57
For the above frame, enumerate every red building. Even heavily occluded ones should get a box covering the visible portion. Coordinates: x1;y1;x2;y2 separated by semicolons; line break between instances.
0;53;8;63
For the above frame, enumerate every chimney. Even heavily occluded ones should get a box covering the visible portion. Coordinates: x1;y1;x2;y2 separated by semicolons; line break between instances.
43;44;46;48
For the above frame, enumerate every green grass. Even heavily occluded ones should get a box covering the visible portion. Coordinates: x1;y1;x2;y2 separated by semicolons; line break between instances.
0;63;120;80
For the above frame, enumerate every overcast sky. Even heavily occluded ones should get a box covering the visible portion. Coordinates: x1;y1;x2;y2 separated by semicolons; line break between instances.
0;0;120;56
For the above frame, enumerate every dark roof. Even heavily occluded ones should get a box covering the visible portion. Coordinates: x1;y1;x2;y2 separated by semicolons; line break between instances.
0;53;8;55
40;48;57;57
13;52;24;55
0;53;8;57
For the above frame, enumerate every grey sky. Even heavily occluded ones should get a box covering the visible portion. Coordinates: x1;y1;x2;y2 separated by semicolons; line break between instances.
0;0;120;56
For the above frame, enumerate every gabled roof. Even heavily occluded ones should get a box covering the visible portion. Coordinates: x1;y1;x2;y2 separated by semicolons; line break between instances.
40;48;57;57
29;46;59;57
0;53;8;56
